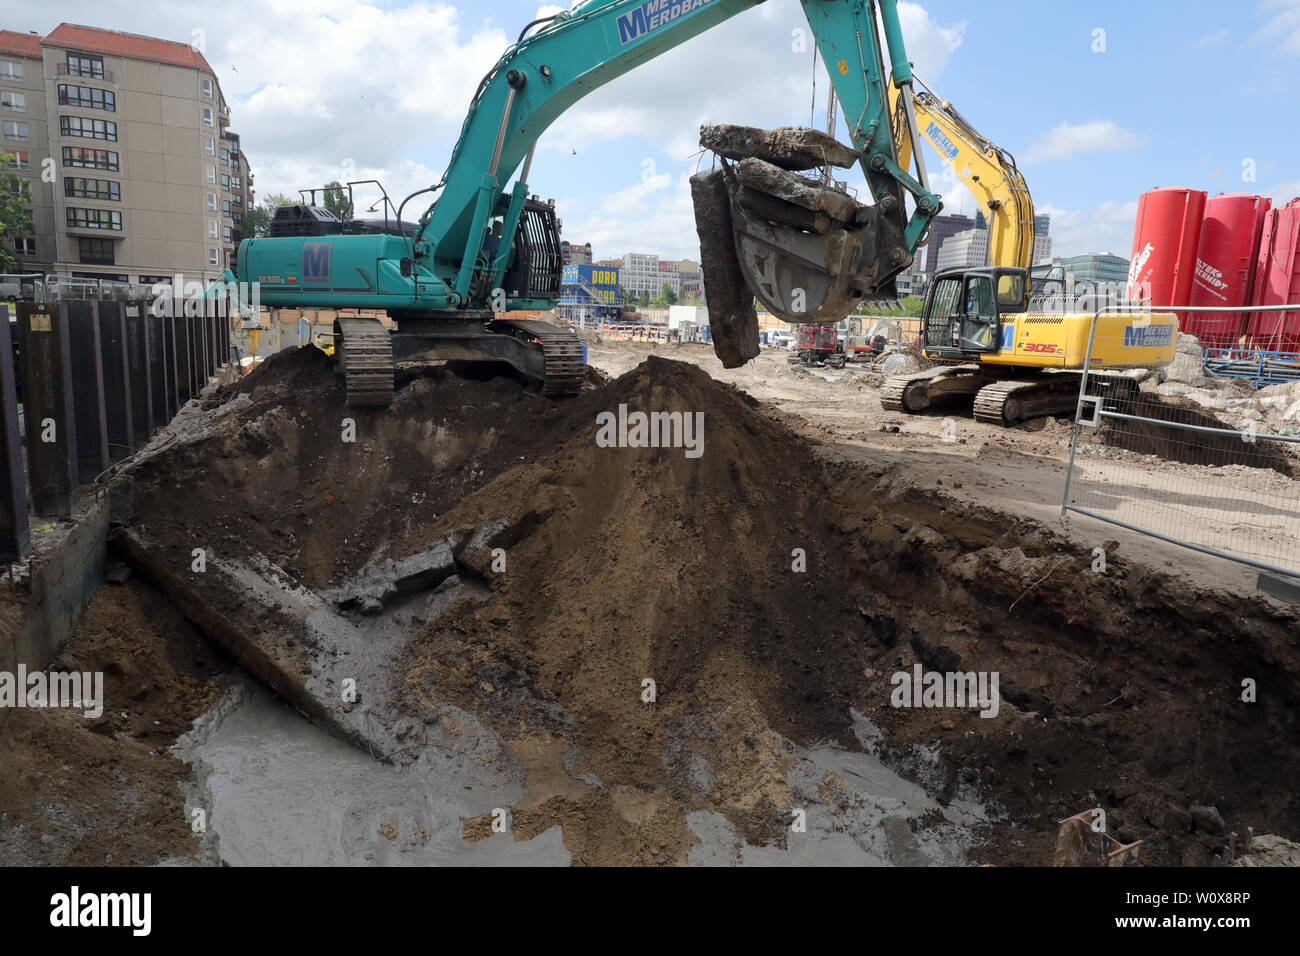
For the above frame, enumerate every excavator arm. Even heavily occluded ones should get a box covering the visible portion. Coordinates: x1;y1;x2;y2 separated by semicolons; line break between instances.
888;75;1035;275
240;0;938;317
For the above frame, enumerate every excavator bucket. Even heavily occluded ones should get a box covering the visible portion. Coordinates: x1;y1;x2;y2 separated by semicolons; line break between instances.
692;125;908;368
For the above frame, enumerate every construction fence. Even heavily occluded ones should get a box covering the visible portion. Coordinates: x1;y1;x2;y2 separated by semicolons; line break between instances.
1063;304;1300;578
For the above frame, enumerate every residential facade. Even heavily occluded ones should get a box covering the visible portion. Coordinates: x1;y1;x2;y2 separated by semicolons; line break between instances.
0;24;252;286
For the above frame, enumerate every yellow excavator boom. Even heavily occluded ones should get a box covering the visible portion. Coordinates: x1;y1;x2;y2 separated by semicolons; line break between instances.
889;77;1035;273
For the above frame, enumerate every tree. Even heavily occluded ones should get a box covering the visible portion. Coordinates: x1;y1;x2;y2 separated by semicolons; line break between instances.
246;192;295;238
638;290;651;308
321;181;353;222
661;281;678;306
0;152;34;273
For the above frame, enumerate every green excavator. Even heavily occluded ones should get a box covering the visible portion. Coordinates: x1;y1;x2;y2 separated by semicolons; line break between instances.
228;0;943;405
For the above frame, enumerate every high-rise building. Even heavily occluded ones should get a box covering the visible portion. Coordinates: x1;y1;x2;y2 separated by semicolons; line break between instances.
1051;253;1131;285
922;213;976;274
934;227;988;272
0;24;252;285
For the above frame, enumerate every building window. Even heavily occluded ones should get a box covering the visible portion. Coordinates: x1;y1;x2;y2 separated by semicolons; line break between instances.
201;76;213;98
202;106;214;127
208;248;219;266
232;211;243;225
223;226;232;243
0;61;22;81
66;55;105;79
207;192;217;211
219;147;229;164
3;120;27;140
57;85;115;111
65;176;120;201
78;238;115;265
203;135;215;155
231;176;241;191
15;237;35;256
5;150;28;170
1;91;25;112
62;146;119;171
231;195;242;208
60;116;117;141
208;220;219;239
206;164;216;184
66;207;122;230
220;173;229;191
222;199;231;216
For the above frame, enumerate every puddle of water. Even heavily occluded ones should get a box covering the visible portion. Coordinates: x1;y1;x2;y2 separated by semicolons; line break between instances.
173;685;569;866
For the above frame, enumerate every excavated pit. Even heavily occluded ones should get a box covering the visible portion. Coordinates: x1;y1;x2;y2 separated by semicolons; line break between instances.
101;347;1300;865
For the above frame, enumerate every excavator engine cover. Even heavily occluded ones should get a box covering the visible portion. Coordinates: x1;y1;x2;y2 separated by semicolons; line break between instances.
693;125;906;369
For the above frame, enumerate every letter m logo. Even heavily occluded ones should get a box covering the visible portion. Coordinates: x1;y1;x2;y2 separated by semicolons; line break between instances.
617;8;648;44
302;242;331;284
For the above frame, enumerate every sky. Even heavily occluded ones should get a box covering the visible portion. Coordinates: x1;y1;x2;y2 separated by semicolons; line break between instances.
7;0;1298;262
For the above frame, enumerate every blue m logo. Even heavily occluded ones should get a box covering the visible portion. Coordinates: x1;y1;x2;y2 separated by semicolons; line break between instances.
302;242;331;284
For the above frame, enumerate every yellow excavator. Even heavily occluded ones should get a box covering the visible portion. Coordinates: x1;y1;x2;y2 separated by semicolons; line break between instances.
877;76;1177;425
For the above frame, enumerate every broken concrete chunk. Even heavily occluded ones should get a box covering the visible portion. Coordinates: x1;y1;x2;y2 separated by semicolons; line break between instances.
690;168;760;369
736;185;834;235
735;158;861;224
700;124;859;171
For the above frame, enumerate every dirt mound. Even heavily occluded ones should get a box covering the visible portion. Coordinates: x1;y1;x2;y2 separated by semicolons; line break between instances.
0;579;233;865
131;346;595;588
119;349;1300;866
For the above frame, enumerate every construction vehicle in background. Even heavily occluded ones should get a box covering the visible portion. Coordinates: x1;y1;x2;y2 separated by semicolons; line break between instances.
228;0;942;406
793;325;846;368
876;74;1179;425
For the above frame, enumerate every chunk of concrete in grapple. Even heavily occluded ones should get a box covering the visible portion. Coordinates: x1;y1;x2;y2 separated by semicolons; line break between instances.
691;167;759;369
700;124;859;171
735;158;861;224
737;186;834;234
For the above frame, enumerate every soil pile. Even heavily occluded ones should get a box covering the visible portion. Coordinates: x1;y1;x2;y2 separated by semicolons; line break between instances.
121;349;1300;866
0;580;233;865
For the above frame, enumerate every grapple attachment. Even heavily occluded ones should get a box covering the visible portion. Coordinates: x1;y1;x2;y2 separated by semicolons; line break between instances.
692;125;909;369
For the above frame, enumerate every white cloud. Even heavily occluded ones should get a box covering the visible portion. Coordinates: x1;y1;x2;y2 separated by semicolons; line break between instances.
543;0;965;157
1194;28;1230;48
1037;199;1139;259
1264;180;1300;204
1021;121;1145;164
1256;0;1300;54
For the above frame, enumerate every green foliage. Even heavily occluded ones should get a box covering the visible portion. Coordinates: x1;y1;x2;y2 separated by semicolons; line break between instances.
321;181;353;222
246;192;296;238
0;151;34;273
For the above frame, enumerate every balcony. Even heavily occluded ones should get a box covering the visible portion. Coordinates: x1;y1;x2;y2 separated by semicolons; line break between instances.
218;104;230;127
55;63;116;85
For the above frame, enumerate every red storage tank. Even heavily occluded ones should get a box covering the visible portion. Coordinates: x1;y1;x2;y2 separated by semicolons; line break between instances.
1247;198;1300;352
1126;187;1207;315
1185;193;1272;348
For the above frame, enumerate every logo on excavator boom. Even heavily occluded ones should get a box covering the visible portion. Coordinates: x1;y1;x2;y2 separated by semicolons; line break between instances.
302;242;331;284
925;121;959;161
617;0;716;45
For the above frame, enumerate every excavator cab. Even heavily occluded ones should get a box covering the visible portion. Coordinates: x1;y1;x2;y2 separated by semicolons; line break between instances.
924;266;1028;358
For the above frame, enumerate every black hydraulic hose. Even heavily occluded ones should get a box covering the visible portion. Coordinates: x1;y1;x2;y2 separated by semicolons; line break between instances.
517;14;559;42
399;185;437;259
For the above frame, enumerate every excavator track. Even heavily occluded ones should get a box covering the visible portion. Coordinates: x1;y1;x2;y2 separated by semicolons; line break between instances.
487;319;585;397
880;364;982;413
972;373;1141;427
335;316;395;407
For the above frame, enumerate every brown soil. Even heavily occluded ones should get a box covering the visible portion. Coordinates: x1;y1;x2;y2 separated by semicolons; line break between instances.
99;343;1300;865
0;578;234;865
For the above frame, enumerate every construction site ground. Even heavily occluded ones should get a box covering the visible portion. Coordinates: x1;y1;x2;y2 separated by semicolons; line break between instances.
2;336;1298;868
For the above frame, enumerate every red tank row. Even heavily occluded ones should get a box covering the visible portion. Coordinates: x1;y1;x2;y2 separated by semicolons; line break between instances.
1127;188;1300;350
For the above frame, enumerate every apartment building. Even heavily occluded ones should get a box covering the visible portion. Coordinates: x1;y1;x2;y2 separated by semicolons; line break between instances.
560;240;592;265
0;24;253;285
